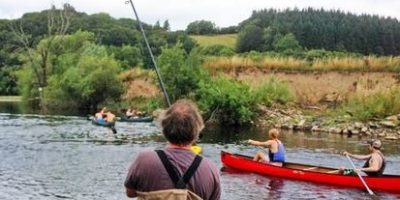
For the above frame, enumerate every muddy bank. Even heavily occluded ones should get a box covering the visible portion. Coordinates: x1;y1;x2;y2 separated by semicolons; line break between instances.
256;105;400;141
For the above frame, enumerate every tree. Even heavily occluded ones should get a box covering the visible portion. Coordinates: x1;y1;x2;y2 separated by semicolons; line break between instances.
157;43;206;102
108;45;143;69
273;33;302;52
186;20;217;35
236;24;265;52
11;4;74;109
163;20;170;31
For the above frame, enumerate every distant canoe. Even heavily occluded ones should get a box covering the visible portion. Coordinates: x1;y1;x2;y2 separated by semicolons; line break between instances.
119;116;153;123
91;118;116;127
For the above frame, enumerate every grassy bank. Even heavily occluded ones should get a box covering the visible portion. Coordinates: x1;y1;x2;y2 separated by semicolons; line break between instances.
190;34;237;48
0;96;22;102
204;56;400;73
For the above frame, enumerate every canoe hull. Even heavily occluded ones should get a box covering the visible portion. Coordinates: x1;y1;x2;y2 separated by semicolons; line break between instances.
91;119;115;127
221;151;400;193
119;116;153;123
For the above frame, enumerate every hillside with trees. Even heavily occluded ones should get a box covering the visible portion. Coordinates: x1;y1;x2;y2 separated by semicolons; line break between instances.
237;8;400;55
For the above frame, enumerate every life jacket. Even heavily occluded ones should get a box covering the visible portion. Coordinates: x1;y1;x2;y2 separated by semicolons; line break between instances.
268;140;286;162
363;151;386;176
136;150;203;200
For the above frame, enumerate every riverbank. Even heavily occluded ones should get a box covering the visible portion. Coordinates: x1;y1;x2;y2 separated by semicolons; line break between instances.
0;96;21;102
256;105;400;141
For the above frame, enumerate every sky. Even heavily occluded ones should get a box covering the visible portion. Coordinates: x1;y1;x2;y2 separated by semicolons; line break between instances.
0;0;399;31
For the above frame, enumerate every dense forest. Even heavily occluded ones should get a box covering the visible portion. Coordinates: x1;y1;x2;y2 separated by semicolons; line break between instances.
186;8;400;56
241;8;400;55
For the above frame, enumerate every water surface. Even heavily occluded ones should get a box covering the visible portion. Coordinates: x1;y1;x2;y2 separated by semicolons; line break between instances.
0;113;399;200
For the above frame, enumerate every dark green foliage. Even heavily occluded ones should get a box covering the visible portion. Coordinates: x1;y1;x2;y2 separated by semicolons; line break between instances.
166;31;197;54
218;26;238;34
157;44;207;102
108;45;143;69
239;8;400;55
17;31;123;111
236;24;265;52
273;33;302;52
186;20;217;35
198;45;235;56
0;67;18;95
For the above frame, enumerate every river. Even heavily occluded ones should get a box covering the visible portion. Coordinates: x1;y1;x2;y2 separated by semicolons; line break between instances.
0;103;399;199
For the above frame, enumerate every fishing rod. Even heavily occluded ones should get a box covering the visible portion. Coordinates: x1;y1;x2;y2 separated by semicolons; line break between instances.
126;0;171;107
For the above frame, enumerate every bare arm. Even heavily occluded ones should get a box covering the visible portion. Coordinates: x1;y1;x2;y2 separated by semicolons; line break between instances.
125;187;137;198
343;151;371;160
248;139;272;147
360;154;382;172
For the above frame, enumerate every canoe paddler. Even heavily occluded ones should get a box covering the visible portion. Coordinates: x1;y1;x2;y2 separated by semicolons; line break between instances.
248;128;286;166
342;139;386;176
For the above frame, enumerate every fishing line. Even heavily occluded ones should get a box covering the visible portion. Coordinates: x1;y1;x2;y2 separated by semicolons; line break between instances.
126;0;171;107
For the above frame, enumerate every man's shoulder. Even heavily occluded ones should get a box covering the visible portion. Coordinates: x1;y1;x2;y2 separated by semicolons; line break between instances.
136;150;159;162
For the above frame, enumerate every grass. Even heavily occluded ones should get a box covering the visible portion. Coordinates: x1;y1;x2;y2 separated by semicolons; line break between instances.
190;34;237;49
203;55;400;73
0;96;22;102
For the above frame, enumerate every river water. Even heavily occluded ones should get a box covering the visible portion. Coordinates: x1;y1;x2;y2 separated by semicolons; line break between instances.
0;103;399;199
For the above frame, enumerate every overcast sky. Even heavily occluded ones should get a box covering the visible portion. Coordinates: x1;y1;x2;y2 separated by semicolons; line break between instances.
0;0;399;30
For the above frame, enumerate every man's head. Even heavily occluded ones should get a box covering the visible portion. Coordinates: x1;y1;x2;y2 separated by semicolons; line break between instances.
369;139;382;150
160;99;204;146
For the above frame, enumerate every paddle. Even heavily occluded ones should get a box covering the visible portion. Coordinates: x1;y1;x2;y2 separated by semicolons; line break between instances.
110;126;117;134
345;154;375;195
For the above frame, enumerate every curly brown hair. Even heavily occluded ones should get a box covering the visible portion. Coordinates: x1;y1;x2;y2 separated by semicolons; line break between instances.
160;99;204;146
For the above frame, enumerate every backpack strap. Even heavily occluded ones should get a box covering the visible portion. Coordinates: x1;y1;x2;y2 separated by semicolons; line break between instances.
155;150;203;189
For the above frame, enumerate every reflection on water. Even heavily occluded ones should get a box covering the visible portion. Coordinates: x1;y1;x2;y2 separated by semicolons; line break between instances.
0;113;399;199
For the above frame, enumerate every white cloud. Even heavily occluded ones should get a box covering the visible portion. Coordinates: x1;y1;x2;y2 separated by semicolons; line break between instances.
0;0;399;30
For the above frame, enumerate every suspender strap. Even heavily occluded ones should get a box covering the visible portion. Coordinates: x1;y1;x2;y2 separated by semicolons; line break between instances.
155;150;203;189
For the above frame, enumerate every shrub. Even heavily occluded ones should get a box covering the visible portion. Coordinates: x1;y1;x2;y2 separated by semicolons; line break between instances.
196;76;257;125
198;45;235;56
157;43;208;102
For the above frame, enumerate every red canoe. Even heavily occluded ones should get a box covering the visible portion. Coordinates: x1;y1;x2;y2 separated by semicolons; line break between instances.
221;151;400;193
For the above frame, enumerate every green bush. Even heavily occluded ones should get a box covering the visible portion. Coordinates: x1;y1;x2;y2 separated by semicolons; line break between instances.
196;76;257;125
198;45;235;56
157;43;208;102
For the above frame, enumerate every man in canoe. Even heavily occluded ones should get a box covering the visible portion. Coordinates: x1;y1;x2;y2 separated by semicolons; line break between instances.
124;99;221;200
105;111;116;123
248;128;286;166
343;139;386;176
94;107;107;123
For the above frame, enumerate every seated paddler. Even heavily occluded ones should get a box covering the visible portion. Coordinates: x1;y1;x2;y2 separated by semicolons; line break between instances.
248;128;286;166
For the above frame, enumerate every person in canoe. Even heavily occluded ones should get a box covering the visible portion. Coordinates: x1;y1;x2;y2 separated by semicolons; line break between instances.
94;107;107;123
248;128;286;166
125;108;138;119
105;111;116;123
342;139;386;176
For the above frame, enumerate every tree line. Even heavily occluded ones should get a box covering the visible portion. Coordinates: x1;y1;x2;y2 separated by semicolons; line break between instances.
0;4;196;96
240;8;400;55
186;8;400;56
